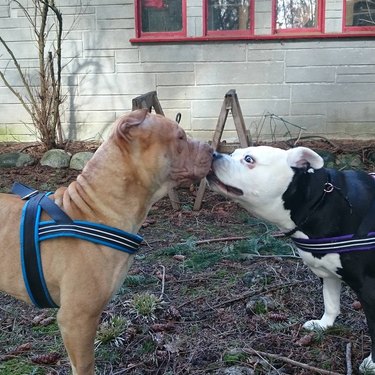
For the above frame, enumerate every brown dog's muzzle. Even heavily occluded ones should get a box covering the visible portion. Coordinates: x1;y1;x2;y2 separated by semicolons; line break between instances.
171;140;213;185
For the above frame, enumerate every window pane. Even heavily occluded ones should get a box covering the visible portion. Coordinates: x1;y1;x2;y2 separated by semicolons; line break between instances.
346;0;375;26
276;0;318;29
207;0;251;31
141;0;182;32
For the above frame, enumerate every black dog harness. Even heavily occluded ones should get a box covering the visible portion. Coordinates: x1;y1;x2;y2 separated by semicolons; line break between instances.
12;183;143;309
287;172;375;255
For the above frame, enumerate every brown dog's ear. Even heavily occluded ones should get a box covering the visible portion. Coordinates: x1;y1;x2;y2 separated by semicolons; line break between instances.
114;109;149;141
286;147;324;170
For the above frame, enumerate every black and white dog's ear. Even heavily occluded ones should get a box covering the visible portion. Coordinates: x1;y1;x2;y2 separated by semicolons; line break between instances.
286;147;324;170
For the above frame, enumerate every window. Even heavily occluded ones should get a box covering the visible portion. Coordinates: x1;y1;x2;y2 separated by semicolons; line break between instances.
131;0;375;42
204;0;254;36
273;0;324;33
344;0;375;30
135;0;186;37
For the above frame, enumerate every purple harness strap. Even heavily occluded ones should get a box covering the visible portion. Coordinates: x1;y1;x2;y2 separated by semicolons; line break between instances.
292;233;375;255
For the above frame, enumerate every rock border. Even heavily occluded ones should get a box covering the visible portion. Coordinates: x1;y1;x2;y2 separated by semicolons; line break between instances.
0;149;95;171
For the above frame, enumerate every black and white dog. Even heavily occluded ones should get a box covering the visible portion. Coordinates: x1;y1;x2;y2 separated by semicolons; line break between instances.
207;145;375;373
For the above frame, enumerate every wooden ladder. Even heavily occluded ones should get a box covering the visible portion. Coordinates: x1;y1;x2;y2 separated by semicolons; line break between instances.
132;91;181;210
193;89;251;210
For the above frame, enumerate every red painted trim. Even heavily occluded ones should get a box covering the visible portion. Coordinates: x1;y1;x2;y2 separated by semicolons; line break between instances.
202;0;255;36
342;0;375;32
130;32;375;44
272;0;325;34
135;0;187;38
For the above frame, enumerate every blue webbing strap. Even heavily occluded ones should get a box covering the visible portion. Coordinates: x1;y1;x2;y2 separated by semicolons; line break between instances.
12;183;143;309
20;192;59;308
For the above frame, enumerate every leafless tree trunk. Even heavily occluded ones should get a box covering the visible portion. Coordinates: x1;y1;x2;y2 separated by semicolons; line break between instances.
0;0;64;150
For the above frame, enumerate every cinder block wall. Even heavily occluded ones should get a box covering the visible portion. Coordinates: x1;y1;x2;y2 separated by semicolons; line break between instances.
0;0;375;143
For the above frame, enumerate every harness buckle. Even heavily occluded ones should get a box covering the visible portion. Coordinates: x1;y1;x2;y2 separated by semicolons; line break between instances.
21;190;39;200
324;183;334;193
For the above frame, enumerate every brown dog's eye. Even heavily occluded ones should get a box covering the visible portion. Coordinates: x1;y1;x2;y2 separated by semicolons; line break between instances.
244;155;254;164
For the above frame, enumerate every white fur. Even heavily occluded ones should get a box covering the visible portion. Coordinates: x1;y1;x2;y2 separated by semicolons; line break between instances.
360;354;375;374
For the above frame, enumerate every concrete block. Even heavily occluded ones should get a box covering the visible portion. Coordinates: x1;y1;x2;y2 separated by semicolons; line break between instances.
292;83;375;103
98;19;134;29
72;95;133;111
62;57;115;74
291;102;327;116
63;15;96;30
286;67;336;83
115;49;140;64
0;5;8;17
196;62;284;84
84;30;133;50
326;122;375;139
247;49;285;62
286;47;375;67
79;72;156;95
0;104;30;124
67;111;116;123
157;72;195;86
140;44;247;62
96;4;133;19
327;102;375;122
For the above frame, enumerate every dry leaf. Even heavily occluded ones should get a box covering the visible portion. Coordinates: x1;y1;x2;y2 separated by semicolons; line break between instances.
296;332;315;346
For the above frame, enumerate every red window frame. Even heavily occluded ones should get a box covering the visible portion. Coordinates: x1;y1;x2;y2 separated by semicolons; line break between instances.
134;0;187;39
203;0;255;37
272;0;325;34
343;0;375;32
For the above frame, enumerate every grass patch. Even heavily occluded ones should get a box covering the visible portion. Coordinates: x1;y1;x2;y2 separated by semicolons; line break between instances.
0;359;44;375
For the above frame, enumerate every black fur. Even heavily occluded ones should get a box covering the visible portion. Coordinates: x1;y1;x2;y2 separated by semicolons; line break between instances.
283;167;375;361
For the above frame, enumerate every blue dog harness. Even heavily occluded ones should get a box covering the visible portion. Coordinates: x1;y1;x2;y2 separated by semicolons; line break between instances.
12;183;143;309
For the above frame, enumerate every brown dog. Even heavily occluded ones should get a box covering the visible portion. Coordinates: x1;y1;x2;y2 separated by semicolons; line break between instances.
0;109;213;375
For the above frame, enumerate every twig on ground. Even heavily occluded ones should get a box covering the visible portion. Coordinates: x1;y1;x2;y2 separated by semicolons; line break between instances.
208;280;305;310
178;236;248;245
159;265;166;300
346;342;352;375
244;347;344;375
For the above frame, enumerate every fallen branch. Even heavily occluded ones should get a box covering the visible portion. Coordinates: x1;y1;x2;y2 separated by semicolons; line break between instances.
244;347;344;375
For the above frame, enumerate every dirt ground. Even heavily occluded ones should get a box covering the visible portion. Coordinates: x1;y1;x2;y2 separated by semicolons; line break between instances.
0;139;374;375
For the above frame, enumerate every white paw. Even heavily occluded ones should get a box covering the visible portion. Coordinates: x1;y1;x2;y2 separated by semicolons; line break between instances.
303;319;331;331
360;354;375;374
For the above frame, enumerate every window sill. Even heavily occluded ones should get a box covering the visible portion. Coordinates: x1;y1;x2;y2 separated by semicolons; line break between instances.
130;32;375;44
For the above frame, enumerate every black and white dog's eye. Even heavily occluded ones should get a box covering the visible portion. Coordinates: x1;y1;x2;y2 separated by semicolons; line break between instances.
244;155;254;164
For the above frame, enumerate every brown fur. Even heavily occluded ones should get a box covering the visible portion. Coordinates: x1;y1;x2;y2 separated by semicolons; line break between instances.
0;109;213;375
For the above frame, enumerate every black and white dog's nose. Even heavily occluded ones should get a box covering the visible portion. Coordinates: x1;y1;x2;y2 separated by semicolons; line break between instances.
213;152;223;160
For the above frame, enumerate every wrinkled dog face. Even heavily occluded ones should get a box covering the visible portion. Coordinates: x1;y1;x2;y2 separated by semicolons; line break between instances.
207;146;323;226
115;110;213;202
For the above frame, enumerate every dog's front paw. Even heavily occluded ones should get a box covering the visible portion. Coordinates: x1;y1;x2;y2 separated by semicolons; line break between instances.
360;354;375;374
303;319;331;331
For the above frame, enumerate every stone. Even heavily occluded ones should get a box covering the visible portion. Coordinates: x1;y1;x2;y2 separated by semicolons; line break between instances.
40;149;71;168
69;151;94;170
217;366;254;375
0;152;36;168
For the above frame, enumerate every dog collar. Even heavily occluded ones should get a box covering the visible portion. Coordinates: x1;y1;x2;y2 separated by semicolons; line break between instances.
12;182;143;308
284;170;352;238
